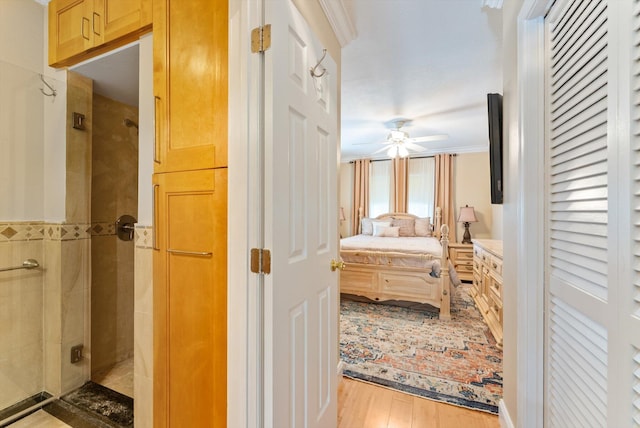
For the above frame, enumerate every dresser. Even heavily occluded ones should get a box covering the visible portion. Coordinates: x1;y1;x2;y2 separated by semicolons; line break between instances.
448;243;474;282
471;239;503;348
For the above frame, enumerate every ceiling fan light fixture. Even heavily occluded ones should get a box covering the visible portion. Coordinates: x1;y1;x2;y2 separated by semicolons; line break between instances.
389;130;406;141
387;145;398;158
398;145;409;158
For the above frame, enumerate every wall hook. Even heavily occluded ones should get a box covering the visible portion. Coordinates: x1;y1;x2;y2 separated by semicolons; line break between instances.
309;48;328;78
39;74;57;97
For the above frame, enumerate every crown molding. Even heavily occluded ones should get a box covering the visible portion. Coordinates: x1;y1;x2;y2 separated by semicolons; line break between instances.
318;0;357;47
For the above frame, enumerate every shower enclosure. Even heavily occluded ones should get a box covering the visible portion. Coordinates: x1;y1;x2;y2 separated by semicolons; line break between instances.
0;58;63;421
0;63;140;426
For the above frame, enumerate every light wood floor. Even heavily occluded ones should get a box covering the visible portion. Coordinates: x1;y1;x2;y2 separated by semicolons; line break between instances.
338;378;499;428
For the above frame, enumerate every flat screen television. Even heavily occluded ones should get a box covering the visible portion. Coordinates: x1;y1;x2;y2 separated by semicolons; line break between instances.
487;93;503;204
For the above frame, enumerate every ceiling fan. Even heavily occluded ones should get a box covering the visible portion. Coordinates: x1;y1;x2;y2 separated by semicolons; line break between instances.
368;120;448;158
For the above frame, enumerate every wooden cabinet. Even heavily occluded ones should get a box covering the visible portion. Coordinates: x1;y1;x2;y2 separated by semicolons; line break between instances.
471;240;503;348
152;0;228;425
48;0;152;67
448;243;473;282
152;0;228;173
153;169;227;427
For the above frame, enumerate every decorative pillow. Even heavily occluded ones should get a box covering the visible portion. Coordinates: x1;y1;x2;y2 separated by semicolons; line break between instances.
391;218;416;237
360;218;373;235
373;225;400;237
414;217;432;237
371;220;392;233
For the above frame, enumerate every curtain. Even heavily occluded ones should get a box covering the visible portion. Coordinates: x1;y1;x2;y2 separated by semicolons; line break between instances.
435;153;456;241
392;157;408;212
351;159;370;234
407;157;435;218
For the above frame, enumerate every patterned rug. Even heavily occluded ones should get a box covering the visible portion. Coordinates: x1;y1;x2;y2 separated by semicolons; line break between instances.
340;284;503;414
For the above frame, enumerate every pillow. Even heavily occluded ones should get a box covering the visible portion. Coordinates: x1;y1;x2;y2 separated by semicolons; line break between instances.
391;217;416;237
360;218;373;235
373;225;400;237
371;220;392;234
414;217;432;237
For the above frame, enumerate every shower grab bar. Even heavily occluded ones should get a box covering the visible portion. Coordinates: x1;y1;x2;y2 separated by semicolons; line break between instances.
0;259;39;272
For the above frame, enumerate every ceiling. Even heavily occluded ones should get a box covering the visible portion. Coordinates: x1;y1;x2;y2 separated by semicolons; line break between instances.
66;1;503;160
340;0;503;161
72;43;140;108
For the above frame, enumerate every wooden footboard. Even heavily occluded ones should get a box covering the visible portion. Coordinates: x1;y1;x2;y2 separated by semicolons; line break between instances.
339;217;452;320
340;264;443;306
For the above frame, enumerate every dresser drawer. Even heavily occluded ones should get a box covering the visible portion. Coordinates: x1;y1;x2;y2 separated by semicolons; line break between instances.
488;275;502;301
455;250;473;261
490;256;503;275
473;259;482;273
456;263;474;274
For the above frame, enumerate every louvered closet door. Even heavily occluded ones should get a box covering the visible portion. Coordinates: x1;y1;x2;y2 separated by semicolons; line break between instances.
545;0;609;426
629;1;640;425
546;0;640;426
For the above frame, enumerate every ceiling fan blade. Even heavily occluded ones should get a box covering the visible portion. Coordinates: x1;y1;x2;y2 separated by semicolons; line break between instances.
404;142;427;152
352;140;392;146
372;146;392;154
407;134;449;143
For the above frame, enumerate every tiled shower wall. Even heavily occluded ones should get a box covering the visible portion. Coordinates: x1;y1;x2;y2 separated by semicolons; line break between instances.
0;224;44;409
0;222;91;407
90;94;138;374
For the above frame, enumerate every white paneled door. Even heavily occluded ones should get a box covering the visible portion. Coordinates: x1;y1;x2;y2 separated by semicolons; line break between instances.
262;1;339;427
544;0;640;426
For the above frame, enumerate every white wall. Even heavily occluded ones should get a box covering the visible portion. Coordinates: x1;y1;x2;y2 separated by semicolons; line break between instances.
453;152;493;241
501;0;523;423
0;0;45;221
137;34;154;226
43;4;68;223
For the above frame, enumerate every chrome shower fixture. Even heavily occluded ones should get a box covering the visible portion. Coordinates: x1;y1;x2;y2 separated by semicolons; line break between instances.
123;118;139;130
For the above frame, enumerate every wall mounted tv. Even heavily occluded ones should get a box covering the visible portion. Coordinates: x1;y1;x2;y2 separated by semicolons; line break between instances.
487;93;503;204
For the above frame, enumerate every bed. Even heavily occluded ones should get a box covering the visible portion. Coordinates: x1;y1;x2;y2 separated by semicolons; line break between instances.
339;209;452;320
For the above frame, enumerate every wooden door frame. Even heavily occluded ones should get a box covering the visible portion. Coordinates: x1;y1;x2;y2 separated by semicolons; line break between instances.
228;0;263;427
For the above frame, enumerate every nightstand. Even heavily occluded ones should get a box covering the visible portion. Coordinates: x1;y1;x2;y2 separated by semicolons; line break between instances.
449;243;474;282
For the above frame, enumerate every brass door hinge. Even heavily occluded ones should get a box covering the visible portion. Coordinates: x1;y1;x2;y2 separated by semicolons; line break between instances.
251;24;271;53
250;248;271;274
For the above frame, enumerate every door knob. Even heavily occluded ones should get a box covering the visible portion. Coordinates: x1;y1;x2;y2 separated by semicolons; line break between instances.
330;259;346;272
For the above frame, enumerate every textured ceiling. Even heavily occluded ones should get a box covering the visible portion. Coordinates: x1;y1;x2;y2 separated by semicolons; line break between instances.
340;0;503;161
72;43;140;108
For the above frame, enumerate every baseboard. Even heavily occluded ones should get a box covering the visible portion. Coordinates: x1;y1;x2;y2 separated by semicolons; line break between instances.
337;360;345;381
499;399;515;428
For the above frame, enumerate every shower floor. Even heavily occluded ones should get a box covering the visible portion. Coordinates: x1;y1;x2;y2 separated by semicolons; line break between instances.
5;358;134;427
92;357;134;398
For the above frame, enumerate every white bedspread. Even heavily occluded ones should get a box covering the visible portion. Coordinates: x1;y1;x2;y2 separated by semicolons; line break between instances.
339;235;442;257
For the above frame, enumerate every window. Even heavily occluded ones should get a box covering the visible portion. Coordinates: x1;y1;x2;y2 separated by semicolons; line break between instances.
407;157;435;218
367;157;435;218
369;160;392;217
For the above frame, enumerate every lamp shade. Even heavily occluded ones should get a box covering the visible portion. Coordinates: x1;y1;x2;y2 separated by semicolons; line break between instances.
457;205;478;223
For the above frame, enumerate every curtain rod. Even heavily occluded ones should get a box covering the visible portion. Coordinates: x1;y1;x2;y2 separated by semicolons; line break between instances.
348;154;456;163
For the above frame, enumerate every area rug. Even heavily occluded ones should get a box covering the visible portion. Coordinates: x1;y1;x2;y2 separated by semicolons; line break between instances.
340;284;503;414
